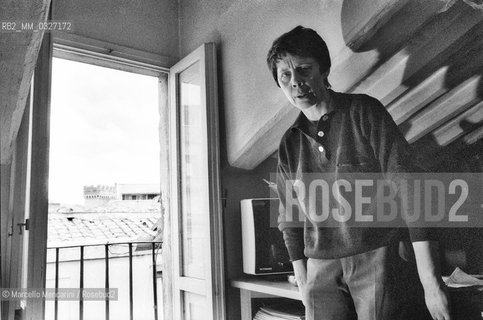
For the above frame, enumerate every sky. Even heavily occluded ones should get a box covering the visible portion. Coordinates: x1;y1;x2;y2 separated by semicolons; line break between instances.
49;58;160;204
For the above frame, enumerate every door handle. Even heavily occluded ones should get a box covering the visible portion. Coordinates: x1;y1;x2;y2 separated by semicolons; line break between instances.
17;219;29;235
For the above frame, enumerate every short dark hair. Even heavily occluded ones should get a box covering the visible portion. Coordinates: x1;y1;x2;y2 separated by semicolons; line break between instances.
266;26;331;87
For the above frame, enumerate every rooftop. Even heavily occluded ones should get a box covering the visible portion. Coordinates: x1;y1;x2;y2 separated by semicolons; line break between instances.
47;212;161;247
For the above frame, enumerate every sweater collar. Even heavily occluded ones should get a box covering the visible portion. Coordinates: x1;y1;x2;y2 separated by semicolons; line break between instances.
289;90;348;134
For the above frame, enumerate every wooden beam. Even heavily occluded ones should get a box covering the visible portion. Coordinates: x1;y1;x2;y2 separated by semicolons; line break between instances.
417;128;483;170
410;100;483;171
388;67;448;125
331;0;411;73
348;1;482;103
433;101;483;146
338;0;407;53
462;125;483;145
331;0;470;93
0;0;51;165
387;22;483;125
405;75;481;143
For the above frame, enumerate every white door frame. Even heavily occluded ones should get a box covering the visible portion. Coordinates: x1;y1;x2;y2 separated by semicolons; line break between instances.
169;43;225;320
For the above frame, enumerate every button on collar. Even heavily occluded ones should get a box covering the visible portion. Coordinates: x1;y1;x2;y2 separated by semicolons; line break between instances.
317;131;324;137
322;114;329;121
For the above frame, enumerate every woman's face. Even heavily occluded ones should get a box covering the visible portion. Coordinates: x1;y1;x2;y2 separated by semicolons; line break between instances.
276;53;328;111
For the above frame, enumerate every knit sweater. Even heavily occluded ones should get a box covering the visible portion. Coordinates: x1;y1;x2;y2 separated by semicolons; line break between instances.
277;91;431;261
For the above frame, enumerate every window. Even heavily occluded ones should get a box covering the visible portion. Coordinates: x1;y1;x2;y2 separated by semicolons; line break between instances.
15;37;225;320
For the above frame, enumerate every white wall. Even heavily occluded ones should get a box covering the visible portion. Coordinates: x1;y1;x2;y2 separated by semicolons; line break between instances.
52;0;179;59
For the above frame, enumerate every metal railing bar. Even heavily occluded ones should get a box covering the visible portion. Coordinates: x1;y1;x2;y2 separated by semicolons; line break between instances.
80;246;84;320
105;244;110;320
47;241;162;250
152;243;158;320
54;247;59;320
129;243;133;320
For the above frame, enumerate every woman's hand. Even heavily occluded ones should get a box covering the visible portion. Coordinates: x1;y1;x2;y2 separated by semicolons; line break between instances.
422;279;451;320
412;241;452;320
292;259;308;305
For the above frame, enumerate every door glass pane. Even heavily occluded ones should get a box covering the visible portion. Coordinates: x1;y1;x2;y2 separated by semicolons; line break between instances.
179;61;208;279
182;292;206;320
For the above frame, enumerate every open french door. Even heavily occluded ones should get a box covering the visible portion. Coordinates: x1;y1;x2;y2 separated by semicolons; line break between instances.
1;23;52;320
24;25;52;320
169;43;225;320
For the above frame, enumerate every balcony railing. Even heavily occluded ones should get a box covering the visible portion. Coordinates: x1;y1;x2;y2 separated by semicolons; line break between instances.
46;241;162;320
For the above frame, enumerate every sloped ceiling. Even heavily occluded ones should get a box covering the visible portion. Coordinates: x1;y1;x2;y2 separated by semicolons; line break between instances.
180;0;482;170
0;0;51;165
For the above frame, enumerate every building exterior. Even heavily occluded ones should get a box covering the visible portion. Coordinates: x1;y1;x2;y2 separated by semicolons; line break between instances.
83;185;117;207
116;183;160;201
83;184;160;208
